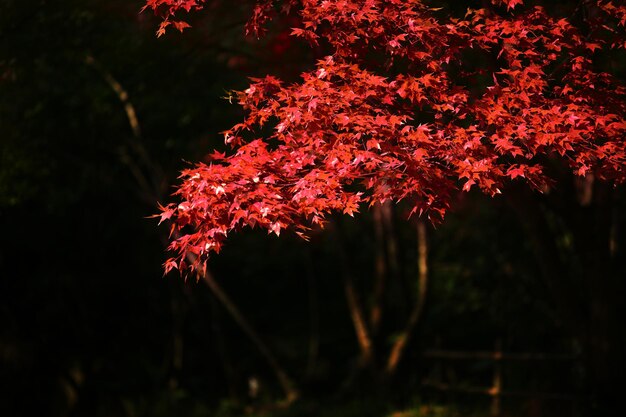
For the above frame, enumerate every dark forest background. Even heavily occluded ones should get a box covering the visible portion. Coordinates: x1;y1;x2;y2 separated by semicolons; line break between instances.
1;1;625;417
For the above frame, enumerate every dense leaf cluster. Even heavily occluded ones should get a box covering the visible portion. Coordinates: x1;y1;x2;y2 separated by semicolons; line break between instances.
147;0;626;274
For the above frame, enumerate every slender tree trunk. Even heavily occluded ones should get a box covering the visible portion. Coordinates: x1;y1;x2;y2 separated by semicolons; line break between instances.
343;271;375;367
333;222;375;369
385;220;429;377
85;55;165;200
381;201;400;280
90;58;299;405
200;268;300;404
370;204;387;336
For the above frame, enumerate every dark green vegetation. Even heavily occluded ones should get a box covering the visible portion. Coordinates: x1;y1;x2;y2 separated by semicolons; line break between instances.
1;1;625;417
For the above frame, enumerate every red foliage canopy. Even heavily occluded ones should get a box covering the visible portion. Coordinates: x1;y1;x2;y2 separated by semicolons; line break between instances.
145;0;626;275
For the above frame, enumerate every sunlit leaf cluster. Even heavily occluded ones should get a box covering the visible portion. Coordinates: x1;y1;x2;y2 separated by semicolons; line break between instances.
146;0;626;274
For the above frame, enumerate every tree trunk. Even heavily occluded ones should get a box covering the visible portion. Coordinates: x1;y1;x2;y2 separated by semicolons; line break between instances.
93;56;300;405
200;268;300;404
343;268;375;368
385;220;429;377
370;204;387;336
332;221;375;369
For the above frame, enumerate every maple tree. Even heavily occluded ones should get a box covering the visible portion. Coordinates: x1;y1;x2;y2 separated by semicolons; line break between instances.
146;0;626;274
145;0;626;410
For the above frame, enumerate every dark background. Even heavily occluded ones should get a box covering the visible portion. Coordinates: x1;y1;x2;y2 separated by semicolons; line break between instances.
1;1;624;417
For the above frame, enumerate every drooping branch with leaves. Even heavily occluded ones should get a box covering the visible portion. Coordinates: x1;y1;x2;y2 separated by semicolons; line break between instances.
145;0;626;274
